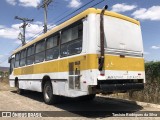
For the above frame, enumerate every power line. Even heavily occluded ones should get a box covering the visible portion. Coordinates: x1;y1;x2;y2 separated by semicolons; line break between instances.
19;0;105;46
27;0;106;41
91;0;106;7
48;0;106;28
28;0;99;41
29;0;105;42
0;0;106;65
48;0;97;26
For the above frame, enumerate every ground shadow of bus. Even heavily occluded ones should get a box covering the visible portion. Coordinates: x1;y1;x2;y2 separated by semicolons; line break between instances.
11;90;143;118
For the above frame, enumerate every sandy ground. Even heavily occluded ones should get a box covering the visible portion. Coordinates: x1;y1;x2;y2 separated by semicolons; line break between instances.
0;80;160;120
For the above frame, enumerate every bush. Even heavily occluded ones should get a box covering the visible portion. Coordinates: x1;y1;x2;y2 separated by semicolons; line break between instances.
145;61;160;83
129;61;160;104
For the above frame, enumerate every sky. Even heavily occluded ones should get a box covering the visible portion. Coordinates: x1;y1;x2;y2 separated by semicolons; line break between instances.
0;0;160;67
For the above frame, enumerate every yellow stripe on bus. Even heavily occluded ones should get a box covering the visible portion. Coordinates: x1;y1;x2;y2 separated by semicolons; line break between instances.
14;54;144;76
104;55;144;71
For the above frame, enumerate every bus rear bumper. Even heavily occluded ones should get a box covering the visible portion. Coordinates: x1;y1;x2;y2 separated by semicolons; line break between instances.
89;79;144;94
99;83;144;92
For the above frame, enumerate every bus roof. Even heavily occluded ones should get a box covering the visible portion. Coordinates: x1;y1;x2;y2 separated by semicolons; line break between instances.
12;8;140;55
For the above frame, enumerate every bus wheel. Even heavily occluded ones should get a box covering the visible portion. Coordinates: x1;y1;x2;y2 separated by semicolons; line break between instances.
43;81;56;104
15;80;23;95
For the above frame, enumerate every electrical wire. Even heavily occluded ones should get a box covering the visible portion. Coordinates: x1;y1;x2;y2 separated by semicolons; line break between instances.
1;0;106;65
27;0;98;41
28;0;105;41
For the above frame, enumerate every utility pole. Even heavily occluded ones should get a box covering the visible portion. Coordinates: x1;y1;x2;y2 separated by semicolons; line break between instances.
15;16;34;46
38;0;52;33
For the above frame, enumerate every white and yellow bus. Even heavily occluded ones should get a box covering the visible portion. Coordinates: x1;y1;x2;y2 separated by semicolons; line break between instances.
8;7;145;104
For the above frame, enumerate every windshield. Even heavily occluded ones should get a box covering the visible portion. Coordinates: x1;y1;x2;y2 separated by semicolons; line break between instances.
103;16;143;54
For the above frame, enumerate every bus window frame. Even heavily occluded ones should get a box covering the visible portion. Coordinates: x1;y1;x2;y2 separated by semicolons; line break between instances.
9;57;15;74
60;21;83;57
35;39;46;63
13;20;83;67
20;49;27;67
26;45;35;65
45;34;59;61
15;52;20;68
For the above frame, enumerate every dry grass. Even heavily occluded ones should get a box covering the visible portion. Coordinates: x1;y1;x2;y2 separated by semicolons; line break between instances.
0;77;9;84
129;82;160;104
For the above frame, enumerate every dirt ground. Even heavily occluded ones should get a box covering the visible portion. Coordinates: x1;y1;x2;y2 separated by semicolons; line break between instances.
0;79;160;120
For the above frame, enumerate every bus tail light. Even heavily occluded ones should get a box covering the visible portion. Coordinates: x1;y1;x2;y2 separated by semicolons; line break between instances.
100;74;105;76
83;81;86;83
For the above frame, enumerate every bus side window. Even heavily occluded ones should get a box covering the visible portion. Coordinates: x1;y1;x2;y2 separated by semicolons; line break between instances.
35;40;45;63
20;49;26;66
46;35;59;60
27;45;35;65
61;23;83;57
15;53;20;68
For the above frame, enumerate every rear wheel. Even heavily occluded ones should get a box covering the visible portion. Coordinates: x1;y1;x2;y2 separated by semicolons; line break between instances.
15;80;23;95
43;81;57;104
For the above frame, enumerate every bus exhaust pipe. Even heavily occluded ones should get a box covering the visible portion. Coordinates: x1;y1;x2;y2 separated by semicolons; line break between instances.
99;5;108;71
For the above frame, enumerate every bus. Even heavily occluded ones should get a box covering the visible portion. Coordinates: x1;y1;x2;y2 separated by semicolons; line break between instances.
8;7;145;104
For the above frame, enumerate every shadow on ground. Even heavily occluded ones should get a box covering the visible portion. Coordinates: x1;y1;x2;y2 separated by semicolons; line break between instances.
11;90;143;118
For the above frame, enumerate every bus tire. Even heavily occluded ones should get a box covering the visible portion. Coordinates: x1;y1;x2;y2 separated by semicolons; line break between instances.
15;80;23;95
43;81;56;104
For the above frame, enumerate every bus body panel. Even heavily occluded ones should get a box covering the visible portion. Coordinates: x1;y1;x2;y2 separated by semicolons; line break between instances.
103;15;143;53
9;10;145;98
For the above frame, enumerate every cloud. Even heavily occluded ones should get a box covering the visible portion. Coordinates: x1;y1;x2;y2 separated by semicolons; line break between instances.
6;0;16;5
111;3;137;13
0;55;4;58
0;21;56;41
0;25;6;29
19;0;41;8
0;26;19;39
0;21;43;40
67;0;82;8
132;6;160;21
151;45;160;49
48;24;56;30
14;40;29;44
6;0;41;8
143;52;150;55
33;21;43;25
14;40;22;44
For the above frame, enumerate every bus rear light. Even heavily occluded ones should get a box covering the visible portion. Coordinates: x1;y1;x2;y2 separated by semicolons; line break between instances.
83;81;86;83
100;74;105;76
